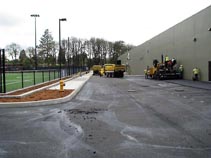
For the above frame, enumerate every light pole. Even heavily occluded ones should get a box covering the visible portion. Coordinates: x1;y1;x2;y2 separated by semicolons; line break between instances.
59;18;67;79
30;14;40;70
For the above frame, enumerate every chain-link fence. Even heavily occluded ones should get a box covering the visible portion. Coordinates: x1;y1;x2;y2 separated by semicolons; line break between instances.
1;65;85;93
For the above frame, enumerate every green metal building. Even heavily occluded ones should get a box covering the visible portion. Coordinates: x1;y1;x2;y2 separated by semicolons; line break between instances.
119;5;211;81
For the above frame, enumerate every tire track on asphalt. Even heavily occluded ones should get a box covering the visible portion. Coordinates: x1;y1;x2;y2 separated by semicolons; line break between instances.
129;94;209;148
25;108;95;158
110;78;210;149
119;141;211;151
0;148;7;156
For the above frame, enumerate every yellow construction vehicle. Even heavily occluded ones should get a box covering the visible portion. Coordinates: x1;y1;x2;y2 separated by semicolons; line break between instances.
104;64;115;77
104;60;125;78
147;55;182;80
114;64;126;77
99;67;104;77
92;65;101;75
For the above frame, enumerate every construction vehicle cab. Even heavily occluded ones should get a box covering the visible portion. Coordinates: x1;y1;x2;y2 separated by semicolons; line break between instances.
104;64;115;77
92;65;101;75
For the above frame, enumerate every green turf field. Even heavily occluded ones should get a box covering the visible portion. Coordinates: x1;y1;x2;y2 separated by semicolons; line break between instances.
4;71;59;92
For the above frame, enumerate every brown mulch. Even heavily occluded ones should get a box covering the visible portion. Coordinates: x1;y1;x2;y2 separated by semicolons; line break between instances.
0;89;74;102
0;76;75;103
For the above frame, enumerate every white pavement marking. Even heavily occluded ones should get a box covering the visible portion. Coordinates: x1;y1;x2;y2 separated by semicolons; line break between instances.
6;81;22;86
6;79;32;86
120;130;139;143
119;141;211;151
0;148;7;155
98;111;153;143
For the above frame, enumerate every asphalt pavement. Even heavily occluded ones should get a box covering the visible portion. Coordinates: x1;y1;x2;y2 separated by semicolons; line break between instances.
166;79;211;90
0;75;211;158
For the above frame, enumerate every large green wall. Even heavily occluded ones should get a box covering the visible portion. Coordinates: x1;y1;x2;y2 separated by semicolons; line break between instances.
119;5;211;81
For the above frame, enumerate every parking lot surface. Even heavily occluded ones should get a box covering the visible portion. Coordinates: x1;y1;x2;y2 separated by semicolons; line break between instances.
0;76;211;158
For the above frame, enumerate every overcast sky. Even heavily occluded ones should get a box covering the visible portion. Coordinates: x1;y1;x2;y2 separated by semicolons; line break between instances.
0;0;210;49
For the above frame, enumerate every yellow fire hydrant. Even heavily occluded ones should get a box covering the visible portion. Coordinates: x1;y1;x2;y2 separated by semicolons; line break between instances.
60;80;65;92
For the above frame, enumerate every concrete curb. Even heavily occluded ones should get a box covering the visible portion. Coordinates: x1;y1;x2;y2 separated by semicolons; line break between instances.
0;72;92;108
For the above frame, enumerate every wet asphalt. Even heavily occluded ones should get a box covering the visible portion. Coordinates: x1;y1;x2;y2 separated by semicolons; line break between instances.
0;76;211;158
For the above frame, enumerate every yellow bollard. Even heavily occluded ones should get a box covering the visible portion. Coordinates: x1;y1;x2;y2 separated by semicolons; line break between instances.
60;80;65;92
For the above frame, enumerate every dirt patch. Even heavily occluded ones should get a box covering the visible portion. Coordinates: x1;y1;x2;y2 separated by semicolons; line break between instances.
64;108;108;115
0;89;74;102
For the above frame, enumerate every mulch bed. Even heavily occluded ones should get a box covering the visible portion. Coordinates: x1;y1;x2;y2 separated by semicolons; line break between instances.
0;76;75;102
0;89;74;102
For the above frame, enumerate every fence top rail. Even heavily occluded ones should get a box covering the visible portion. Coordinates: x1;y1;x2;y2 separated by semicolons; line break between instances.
5;69;58;73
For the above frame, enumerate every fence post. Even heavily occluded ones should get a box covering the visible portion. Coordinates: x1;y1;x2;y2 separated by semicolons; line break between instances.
21;71;24;88
2;49;6;93
33;71;36;85
68;60;70;76
42;71;44;82
54;70;55;79
72;65;74;75
49;70;50;81
0;49;2;93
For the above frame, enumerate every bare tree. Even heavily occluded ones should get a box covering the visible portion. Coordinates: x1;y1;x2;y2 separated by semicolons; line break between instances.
56;36;134;69
6;43;21;61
